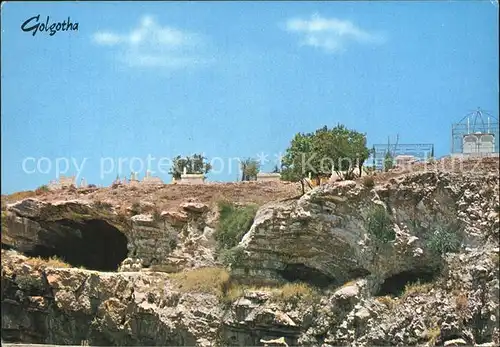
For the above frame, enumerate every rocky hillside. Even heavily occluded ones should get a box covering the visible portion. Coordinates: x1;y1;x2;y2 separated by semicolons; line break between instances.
1;160;499;346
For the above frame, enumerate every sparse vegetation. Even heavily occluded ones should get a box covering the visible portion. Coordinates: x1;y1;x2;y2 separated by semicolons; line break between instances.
219;246;245;267
215;201;258;265
425;325;441;346
384;152;394;172
365;205;395;243
130;202;141;215
152;208;162;222
35;185;50;195
94;200;113;211
401;280;433;300
25;255;72;269
15;274;45;291
169;267;231;297
362;175;375;188
1;210;8;232
376;295;396;310
454;291;469;317
426;222;463;256
270;282;318;305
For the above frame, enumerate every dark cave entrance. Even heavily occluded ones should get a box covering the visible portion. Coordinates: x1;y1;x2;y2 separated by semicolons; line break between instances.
24;219;128;271
376;268;439;297
278;263;335;288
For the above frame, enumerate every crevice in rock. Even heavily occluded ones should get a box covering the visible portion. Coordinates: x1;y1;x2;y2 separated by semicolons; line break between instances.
278;263;335;288
23;219;128;271
376;268;439;297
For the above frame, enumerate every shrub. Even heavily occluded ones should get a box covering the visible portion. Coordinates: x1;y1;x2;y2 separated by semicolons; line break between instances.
35;185;50;195
362;175;375;189
384;152;394;172
152;208;162;222
215;201;258;251
365;205;395;243
426;222;463;256
130;202;141;215
220;246;245;267
94;200;113;211
16;274;45;291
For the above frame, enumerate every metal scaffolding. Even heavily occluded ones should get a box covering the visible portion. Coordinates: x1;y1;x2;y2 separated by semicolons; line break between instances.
451;108;499;155
370;143;434;170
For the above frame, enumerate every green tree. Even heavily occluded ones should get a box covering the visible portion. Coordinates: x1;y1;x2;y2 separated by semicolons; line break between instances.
240;158;260;181
280;132;316;194
169;154;212;180
384;151;394;172
281;125;370;194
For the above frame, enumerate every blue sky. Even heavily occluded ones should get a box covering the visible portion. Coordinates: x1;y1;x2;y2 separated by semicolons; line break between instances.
1;1;498;194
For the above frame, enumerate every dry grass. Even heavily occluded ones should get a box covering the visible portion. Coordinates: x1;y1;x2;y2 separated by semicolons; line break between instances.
169;267;231;296
401;281;433;300
270;282;319;304
376;295;396;310
31;181;302;216
455;291;469;317
168;267;319;306
362;175;375;188
2;190;37;205
24;256;72;269
425;325;441;346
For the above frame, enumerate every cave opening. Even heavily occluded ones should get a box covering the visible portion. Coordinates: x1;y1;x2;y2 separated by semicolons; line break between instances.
376;268;439;297
278;263;335;288
23;219;128;271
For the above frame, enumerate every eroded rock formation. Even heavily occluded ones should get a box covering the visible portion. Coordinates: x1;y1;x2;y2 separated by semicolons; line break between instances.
1;168;499;346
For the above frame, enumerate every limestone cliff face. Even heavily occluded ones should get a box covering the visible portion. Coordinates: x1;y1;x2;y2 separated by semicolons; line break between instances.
2;199;217;272
1;169;499;346
1;250;221;346
233;171;499;292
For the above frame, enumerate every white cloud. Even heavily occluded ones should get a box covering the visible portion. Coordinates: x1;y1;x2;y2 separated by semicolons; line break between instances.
92;15;211;69
285;14;385;53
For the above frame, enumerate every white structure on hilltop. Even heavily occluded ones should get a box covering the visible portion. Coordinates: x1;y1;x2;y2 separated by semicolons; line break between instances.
256;172;281;182
47;175;76;190
452;108;499;157
142;170;164;185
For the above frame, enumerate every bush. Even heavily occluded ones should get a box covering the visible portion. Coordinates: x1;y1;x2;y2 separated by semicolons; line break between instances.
215;201;258;251
220;246;245;267
35;185;50;195
16;274;45;291
426;222;463;256
362;175;375;188
130;202;141;215
365;205;395;243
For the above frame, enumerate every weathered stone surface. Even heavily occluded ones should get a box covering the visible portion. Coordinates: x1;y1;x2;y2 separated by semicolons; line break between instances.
2;169;499;346
235;171;499;293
